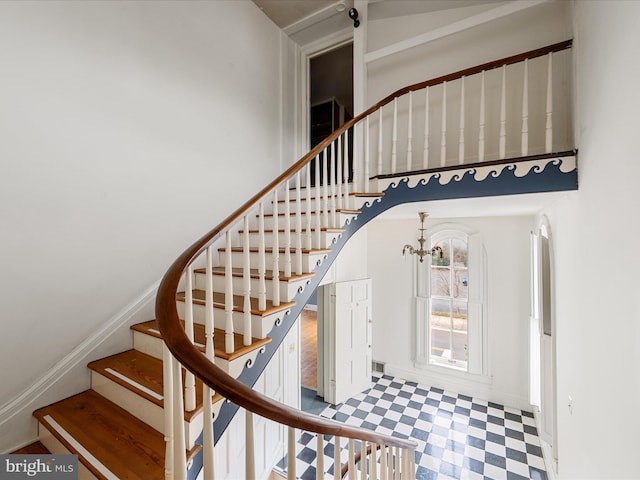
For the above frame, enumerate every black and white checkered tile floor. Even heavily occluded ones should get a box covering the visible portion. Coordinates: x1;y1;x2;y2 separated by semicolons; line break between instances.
279;373;547;480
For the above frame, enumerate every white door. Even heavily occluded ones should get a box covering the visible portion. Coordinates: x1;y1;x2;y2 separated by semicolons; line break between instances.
324;279;372;405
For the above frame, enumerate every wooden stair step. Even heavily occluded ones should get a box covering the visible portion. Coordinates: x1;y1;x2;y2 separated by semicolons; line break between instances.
176;289;295;317
218;246;331;254
195;266;315;282
12;441;51;454
262;208;360;217
34;390;199;480
239;227;344;234
87;349;222;421
131;319;272;361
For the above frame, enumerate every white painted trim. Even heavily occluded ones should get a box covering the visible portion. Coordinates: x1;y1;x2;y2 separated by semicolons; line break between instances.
386;363;531;411
43;414;119;480
283;1;351;37
103;368;163;401
298;28;353;162
533;409;558;480
0;280;159;428
364;0;550;64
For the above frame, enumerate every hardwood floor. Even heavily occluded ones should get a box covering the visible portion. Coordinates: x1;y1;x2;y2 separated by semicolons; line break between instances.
300;309;317;390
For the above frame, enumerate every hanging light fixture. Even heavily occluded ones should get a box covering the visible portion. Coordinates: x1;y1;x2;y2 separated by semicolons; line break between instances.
402;212;443;263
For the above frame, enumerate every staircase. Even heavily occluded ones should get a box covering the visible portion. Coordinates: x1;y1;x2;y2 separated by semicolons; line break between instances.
23;40;576;480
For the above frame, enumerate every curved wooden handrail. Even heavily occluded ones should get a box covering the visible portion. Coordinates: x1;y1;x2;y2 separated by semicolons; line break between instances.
155;38;572;461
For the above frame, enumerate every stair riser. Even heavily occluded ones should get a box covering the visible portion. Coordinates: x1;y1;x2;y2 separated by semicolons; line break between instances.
259;211;357;231
131;332;268;378
90;372;203;450
37;428;97;480
274;195;355;213
175;301;287;339
219;250;328;274
239;230;342;250
193;272;310;303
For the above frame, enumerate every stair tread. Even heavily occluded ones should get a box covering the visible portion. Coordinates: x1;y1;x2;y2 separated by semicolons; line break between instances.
262;208;360;217
176;289;295;316
219;246;331;254
239;227;344;233
131;319;272;361
87;349;222;421
34;390;166;480
194;266;315;282
12;441;51;454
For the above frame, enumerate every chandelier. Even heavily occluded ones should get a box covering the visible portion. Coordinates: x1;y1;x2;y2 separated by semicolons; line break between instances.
402;212;443;263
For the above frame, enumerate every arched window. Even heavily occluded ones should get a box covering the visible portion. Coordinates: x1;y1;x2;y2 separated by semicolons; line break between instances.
415;224;487;376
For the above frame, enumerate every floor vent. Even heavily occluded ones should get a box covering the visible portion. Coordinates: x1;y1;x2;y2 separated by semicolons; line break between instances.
372;360;386;374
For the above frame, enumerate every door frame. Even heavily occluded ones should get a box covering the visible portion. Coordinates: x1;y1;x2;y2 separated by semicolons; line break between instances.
297;29;354;159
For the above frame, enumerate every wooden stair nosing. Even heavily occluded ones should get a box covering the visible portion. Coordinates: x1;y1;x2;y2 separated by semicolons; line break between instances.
87;349;221;422
131;319;272;362
11;441;51;454
218;246;331;255
34;390;166;480
261;208;360;217
194;266;315;282
238;227;345;234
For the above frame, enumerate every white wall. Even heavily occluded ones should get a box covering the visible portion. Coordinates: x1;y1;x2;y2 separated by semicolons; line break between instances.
541;1;640;478
0;0;295;452
367;215;533;409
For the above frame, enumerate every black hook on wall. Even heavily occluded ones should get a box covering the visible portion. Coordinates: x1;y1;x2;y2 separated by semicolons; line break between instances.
348;8;360;28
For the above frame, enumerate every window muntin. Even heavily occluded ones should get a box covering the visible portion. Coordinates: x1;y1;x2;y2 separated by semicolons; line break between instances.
429;234;469;370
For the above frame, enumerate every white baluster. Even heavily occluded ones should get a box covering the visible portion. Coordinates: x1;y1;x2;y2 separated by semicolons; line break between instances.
522;58;529;157
499;64;507;159
305;162;312;250
344;128;351;204
330;141;337;228
284;179;292;278
172;355;187;480
440;81;447;167
423;86;430;170
388;446;394;480
377;108;383;176
336;135;343;211
245;410;255;480
205;245;214;355
322;149;329;229
334;436;341;480
202;383;215;479
162;346;174;480
224;230;234;354
243;215;253;345
348;439;356;480
364;118;370;194
315;154;322;249
287;427;296;480
409;447;416;480
479;71;486;163
407;91;413;172
370;443;378;480
380;445;387;480
257;203;267;311
183;265;196;412
203;246;215;479
459;76;465;164
316;434;325;480
360;440;367;480
295;171;303;276
545;52;553;153
271;191;280;308
391;97;398;174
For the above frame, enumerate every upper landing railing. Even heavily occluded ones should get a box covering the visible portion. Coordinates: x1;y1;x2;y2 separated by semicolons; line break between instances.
156;40;573;480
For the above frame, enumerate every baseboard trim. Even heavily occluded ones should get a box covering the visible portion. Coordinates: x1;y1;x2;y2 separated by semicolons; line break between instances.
385;363;531;411
0;281;159;429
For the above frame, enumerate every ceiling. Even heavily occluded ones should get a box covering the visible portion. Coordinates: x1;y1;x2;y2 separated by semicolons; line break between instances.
252;0;503;31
